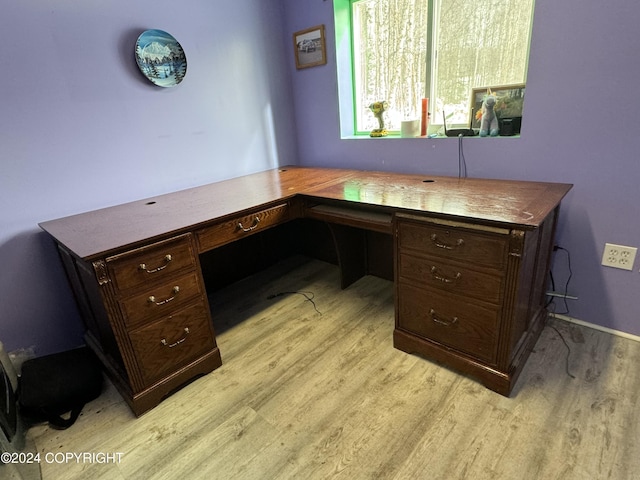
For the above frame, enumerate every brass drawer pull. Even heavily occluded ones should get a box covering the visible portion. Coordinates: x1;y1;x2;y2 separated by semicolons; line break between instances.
139;254;172;273
429;309;458;327
148;286;180;306
430;266;462;284
160;327;190;348
238;216;261;232
430;234;464;250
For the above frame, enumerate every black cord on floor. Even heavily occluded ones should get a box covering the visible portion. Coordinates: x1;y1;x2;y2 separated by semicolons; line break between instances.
267;291;322;315
545;271;556;308
553;246;572;315
544;245;575;379
458;134;467;178
547;246;573;314
549;324;576;379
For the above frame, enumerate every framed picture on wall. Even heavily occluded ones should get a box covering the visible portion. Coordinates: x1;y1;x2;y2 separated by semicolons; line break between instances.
470;83;526;129
293;25;327;69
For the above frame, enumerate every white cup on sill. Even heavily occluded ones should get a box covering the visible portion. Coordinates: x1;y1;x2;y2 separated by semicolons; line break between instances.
400;119;420;137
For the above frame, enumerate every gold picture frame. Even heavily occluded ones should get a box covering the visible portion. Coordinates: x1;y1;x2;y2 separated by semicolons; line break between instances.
293;25;327;69
470;83;526;129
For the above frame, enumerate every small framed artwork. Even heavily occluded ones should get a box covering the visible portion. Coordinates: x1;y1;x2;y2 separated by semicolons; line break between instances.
470;83;526;129
293;25;327;69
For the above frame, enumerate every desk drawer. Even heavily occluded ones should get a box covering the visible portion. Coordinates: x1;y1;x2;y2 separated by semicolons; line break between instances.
196;203;290;252
398;252;503;305
119;272;203;327
128;302;214;385
397;283;500;364
107;234;196;292
398;220;508;270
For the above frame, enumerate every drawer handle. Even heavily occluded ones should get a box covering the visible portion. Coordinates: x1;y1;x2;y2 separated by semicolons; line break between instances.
160;327;190;348
429;309;458;327
238;216;261;232
148;286;180;306
430;266;462;284
139;254;172;273
430;234;464;250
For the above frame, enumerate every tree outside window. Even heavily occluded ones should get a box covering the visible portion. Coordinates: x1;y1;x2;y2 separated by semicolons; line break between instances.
351;0;534;134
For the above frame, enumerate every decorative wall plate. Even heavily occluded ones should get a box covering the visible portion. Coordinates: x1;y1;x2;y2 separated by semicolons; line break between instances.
135;29;187;87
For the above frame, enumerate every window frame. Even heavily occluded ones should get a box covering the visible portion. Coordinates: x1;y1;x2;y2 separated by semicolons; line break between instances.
335;0;534;138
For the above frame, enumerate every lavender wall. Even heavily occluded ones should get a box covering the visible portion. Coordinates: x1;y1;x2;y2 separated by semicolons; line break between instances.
2;1;639;357
283;1;640;337
0;1;297;354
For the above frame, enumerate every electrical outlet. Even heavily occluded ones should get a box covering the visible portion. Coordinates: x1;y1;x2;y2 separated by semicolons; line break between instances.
601;243;637;271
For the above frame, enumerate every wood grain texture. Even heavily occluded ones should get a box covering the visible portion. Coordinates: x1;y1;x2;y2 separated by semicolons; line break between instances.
27;258;639;480
37;167;349;259
195;202;291;253
302;170;573;229
38;167;572;260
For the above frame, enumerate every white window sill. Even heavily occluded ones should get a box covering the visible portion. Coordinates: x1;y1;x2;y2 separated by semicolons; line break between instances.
341;133;521;140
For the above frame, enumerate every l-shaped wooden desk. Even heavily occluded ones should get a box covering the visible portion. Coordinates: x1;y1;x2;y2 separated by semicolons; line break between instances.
39;167;572;416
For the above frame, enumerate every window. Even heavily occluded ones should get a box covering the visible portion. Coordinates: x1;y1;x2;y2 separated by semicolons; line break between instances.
341;0;535;135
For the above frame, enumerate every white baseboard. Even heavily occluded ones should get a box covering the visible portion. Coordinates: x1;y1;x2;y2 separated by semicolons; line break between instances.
549;313;640;343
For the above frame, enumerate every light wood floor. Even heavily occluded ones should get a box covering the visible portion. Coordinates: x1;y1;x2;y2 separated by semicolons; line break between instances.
19;257;640;479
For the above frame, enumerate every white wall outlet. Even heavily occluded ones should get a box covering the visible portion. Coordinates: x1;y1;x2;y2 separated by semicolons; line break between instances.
601;243;637;271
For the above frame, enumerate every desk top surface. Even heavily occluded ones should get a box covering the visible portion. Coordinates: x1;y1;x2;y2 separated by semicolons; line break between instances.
39;166;572;259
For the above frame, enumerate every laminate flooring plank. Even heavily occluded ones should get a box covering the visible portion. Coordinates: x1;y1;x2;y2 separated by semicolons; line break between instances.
387;321;640;480
264;352;467;480
207;265;391;416
121;406;298;480
212;262;475;479
26;257;640;480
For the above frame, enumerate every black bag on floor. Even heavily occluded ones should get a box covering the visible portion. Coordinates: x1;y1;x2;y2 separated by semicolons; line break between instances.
18;347;103;430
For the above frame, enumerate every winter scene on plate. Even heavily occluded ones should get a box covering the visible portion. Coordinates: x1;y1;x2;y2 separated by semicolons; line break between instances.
135;29;187;87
